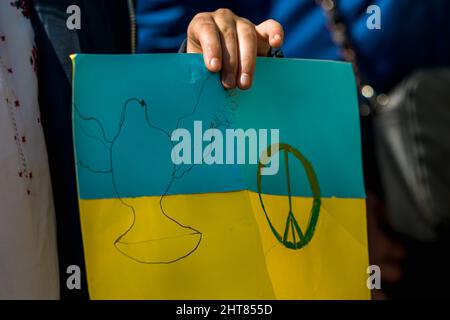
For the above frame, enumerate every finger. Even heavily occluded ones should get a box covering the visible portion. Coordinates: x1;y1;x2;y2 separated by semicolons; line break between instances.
255;19;284;56
187;14;222;72
214;15;238;88
236;19;257;90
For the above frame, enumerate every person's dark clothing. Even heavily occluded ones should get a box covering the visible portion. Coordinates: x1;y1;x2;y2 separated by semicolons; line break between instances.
31;0;133;299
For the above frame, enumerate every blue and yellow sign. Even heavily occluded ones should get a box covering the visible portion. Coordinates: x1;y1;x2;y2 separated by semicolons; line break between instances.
72;54;369;299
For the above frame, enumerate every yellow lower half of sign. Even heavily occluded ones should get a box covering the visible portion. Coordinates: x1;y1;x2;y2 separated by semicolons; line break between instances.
78;191;370;299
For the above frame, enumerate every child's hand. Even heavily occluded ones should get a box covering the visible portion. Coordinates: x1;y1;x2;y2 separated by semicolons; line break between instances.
187;8;284;90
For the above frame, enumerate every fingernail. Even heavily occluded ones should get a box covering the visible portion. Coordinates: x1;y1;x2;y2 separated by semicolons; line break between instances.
273;34;281;42
224;74;235;87
210;58;220;70
240;73;250;88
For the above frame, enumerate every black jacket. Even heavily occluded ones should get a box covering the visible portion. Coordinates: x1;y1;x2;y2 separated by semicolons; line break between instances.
31;0;134;299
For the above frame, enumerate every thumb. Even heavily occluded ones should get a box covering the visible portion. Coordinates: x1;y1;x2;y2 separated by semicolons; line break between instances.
255;19;284;56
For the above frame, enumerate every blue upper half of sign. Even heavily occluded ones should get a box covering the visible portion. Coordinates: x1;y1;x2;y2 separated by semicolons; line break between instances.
72;53;365;199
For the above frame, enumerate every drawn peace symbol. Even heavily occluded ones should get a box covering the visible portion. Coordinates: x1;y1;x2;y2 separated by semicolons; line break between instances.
257;143;321;250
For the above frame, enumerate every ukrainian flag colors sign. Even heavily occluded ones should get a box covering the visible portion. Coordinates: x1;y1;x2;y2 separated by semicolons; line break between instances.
72;54;369;299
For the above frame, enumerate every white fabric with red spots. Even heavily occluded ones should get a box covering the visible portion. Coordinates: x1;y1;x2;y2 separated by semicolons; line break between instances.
0;1;59;299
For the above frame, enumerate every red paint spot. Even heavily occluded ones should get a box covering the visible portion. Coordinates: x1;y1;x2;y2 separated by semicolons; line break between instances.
29;172;33;179
7;68;13;73
0;36;5;41
21;136;26;143
14;100;20;107
18;171;23;177
27;190;31;195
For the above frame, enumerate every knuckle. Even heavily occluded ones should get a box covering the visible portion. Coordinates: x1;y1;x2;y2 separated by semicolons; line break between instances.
214;8;233;17
189;12;212;25
198;20;216;33
239;17;254;26
189;13;211;30
222;27;236;42
192;12;210;22
241;27;257;42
